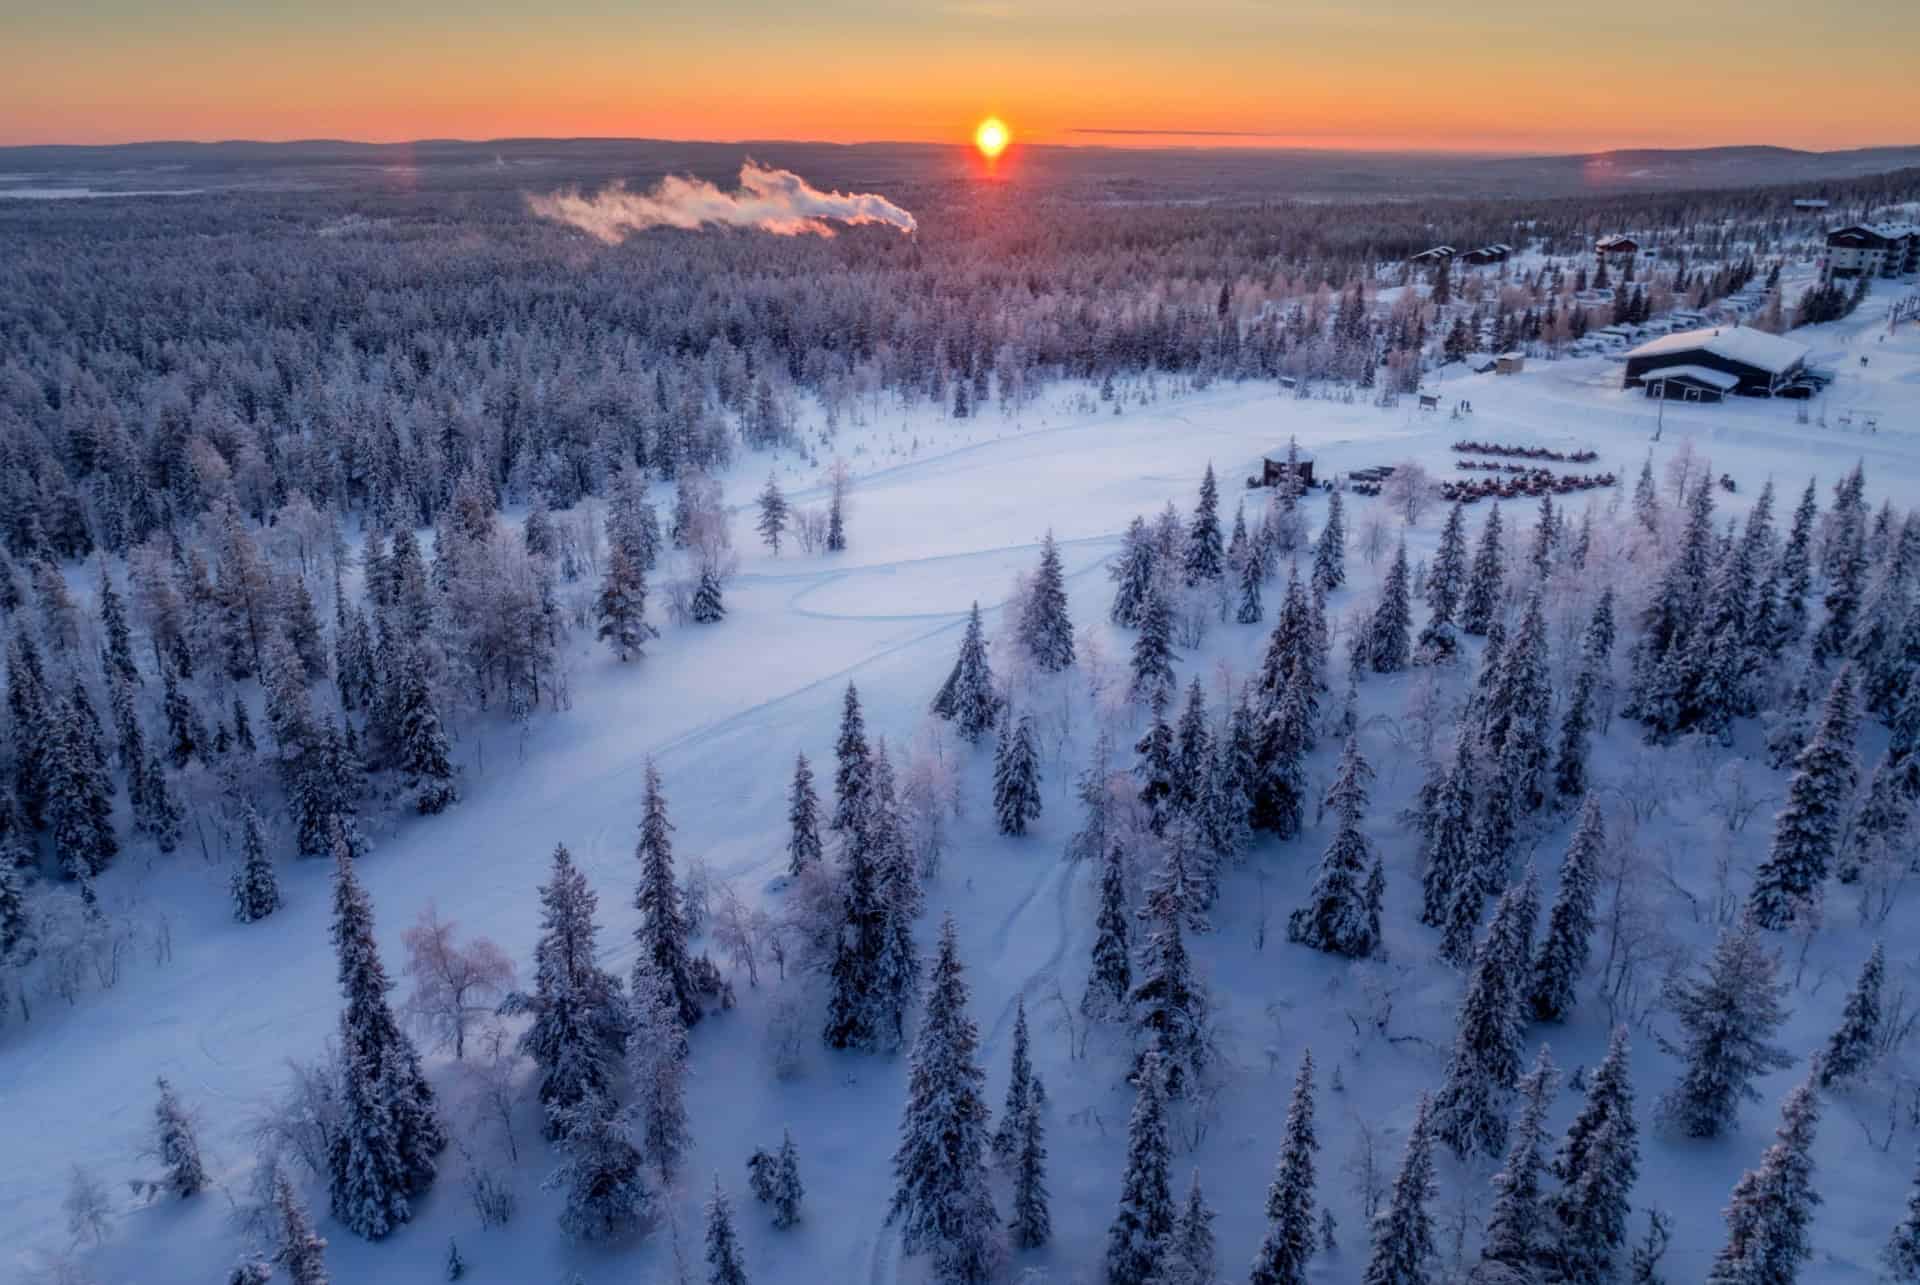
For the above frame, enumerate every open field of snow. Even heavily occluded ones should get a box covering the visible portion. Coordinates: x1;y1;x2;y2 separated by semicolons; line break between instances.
7;285;1920;1284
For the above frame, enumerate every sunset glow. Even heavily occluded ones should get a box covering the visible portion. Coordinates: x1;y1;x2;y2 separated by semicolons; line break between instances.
975;118;1010;160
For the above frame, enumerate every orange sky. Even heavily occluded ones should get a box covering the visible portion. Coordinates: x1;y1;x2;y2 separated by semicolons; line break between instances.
2;0;1915;153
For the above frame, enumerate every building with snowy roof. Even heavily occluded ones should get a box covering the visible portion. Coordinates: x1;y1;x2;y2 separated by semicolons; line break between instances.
1458;243;1513;265
1826;224;1920;278
1409;246;1455;264
1621;325;1811;398
1595;234;1639;256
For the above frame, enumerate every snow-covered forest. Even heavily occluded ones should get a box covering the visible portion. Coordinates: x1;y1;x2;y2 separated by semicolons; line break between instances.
4;146;1920;1285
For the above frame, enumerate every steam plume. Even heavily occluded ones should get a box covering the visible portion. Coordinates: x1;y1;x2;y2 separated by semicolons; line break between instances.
529;161;917;241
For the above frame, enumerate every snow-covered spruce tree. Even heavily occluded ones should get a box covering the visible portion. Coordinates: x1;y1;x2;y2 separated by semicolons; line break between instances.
1749;664;1860;928
628;963;692;1182
97;564;140;690
7;634;54;830
1544;1026;1639;1285
1528;793;1603;1023
547;1089;650;1242
1082;836;1133;1021
1107;1049;1176;1285
1252;660;1313;838
1361;1093;1438;1285
229;1258;274;1285
1134;686;1178;836
1553;589;1615;800
48;698;118;879
273;1168;330;1285
1480;1044;1555;1271
691;566;726;623
1068;731;1118;866
993;997;1035;1162
1288;735;1382;959
1237;530;1265;624
1184;464;1225;587
594;547;655;662
1459;504;1504;636
831;681;872;834
1813;466;1870;665
705;1176;750;1285
1367;539;1412;674
1416;501;1468;662
161;659;206;769
151;1076;208;1197
1484;592;1553;812
1157;1169;1217;1285
1658;915;1792;1139
1258;564;1312;699
1817;941;1883;1088
756;473;789;555
1432;869;1536;1160
1706;1069;1821;1285
327;831;444;1237
1632;453;1661;533
1311;489;1346;594
1112;516;1158;627
394;644;457;815
871;756;923;1050
1170;677;1212;823
1132;834;1210;1099
1020;531;1076;671
1198;736;1251;869
1529;492;1557;579
827;466;848;552
994;712;1044;837
1249;1048;1319;1285
824;785;886;1051
137;750;184;854
1628;477;1717;726
1885;1145;1920;1280
1419;746;1475;930
786;752;823;878
772;1129;804;1228
1130;585;1179;708
888;916;999;1285
1769;476;1819;653
1009;1059;1051;1251
634;760;701;1027
500;845;628;1138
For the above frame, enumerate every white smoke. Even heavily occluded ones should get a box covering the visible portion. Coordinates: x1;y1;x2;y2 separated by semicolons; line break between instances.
528;161;917;241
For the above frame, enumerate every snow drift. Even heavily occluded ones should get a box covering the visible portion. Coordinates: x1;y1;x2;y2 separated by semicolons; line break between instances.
528;162;917;240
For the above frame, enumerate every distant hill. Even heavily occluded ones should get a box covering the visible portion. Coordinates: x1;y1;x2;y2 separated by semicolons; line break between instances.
1475;144;1920;189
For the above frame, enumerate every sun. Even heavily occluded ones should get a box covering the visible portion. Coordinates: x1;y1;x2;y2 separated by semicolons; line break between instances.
974;117;1010;160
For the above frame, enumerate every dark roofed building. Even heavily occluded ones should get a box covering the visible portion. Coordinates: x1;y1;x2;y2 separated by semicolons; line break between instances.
1595;234;1638;256
1261;450;1316;488
1827;224;1920;278
1458;243;1513;265
1621;325;1810;398
1409;246;1456;265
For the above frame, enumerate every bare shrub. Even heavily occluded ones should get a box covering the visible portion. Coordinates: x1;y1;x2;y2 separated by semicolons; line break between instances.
403;904;516;1060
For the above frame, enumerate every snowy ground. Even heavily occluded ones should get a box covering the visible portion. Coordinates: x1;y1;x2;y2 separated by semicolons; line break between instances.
8;285;1920;1283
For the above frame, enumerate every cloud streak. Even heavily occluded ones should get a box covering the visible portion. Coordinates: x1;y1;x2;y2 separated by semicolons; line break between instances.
528;161;916;241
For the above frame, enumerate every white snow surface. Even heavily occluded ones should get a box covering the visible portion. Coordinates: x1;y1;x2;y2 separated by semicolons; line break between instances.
6;288;1920;1284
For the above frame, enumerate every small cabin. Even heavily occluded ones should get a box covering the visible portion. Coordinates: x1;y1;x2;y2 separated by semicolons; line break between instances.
1495;352;1526;375
1260;451;1316;488
1459;243;1512;266
1408;246;1456;265
1596;234;1638;256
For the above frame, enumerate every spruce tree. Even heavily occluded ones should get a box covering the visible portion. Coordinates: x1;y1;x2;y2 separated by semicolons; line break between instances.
1545;1026;1639;1285
629;963;692;1181
1082;836;1133;1020
594;547;655;661
1312;490;1346;594
1252;660;1312;838
1480;1045;1555;1270
634;760;700;1026
152;1076;208;1197
1130;586;1178;707
786;752;822;877
1771;477;1819;651
1884;1145;1920;1280
993;997;1035;1162
932;602;1001;742
1749;664;1859;928
1368;539;1412;673
1112;516;1158;627
1553;590;1615;799
824;780;885;1050
1361;1094;1437;1285
756;473;789;555
98;564;140;690
1171;677;1212;823
1158;1170;1217;1285
229;804;281;923
1249;1048;1319;1285
1184;464;1225;586
48;700;117;879
138;750;184;854
888;916;998;1285
273;1168;330;1285
772;1129;804;1229
1817;941;1883;1088
705;1176;750;1285
1288;736;1381;959
1706;1071;1821;1285
1020;531;1076;671
831;682;872;834
1529;794;1603;1022
1658;916;1793;1139
691;567;726;623
1419;746;1475;930
994;712;1044;836
395;646;457;814
1417;502;1468;662
548;1090;650;1241
1432;869;1535;1160
1107;1049;1176;1285
1236;538;1265;624
503;845;628;1137
1009;1059;1051;1251
1132;835;1210;1099
1460;505;1504;636
327;833;443;1234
